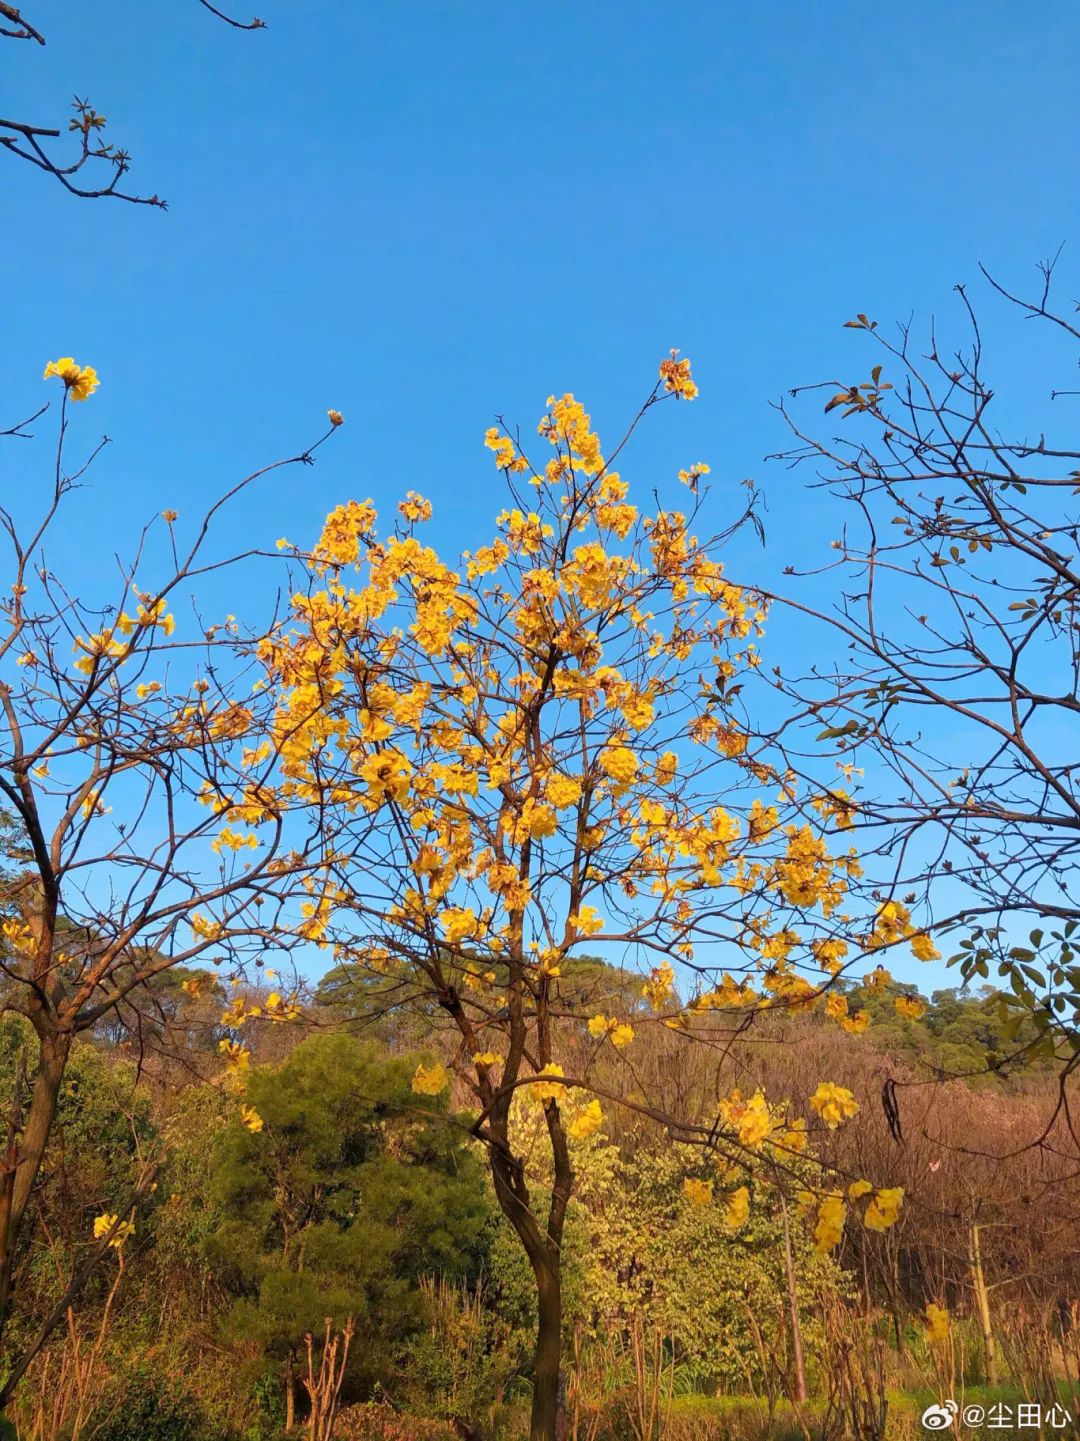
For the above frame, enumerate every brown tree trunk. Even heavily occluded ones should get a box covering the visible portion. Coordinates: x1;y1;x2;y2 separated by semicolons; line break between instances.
0;1022;71;1347
531;1252;563;1441
486;1116;569;1441
10;1027;70;1233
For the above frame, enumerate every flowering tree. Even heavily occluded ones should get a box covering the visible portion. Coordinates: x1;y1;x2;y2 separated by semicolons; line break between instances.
0;358;335;1392
258;358;905;1440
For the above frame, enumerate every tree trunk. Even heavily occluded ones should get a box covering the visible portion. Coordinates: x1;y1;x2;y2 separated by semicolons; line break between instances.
486;1127;568;1441
779;1195;808;1404
11;1027;70;1233
0;1024;71;1348
970;1223;999;1387
285;1352;296;1433
531;1253;563;1441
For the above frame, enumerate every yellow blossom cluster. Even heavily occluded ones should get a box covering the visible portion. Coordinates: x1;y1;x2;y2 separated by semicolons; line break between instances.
659;350;698;400
723;1185;750;1232
895;994;927;1020
44;356;99;401
718;1088;774;1149
567;1098;604;1141
528;1064;566;1102
683;1177;713;1208
411;1061;449;1096
93;1212;134;1248
809;1082;859;1129
642;961;675;1012
586;1014;634;1048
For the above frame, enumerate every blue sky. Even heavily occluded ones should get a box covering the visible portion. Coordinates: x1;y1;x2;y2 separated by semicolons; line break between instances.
5;0;1079;992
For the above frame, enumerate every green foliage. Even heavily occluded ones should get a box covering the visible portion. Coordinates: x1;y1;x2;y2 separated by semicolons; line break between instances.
566;1136;841;1388
398;1274;531;1429
205;1033;488;1393
0;1017;153;1212
0;1016;155;1364
90;1362;204;1441
846;982;1053;1080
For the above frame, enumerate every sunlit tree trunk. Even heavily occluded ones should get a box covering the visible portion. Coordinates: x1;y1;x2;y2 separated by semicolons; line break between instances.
970;1223;999;1387
487;1107;570;1441
0;1009;71;1352
285;1352;296;1433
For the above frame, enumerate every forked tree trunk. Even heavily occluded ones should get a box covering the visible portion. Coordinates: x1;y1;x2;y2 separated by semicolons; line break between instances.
487;1122;569;1441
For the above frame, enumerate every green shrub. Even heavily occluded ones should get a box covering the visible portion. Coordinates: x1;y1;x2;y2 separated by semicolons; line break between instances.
91;1363;203;1441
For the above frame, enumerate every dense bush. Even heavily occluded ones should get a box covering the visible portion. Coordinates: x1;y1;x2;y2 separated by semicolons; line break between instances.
90;1363;204;1441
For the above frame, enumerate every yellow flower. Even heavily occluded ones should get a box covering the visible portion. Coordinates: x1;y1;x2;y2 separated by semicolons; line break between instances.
439;907;479;944
678;461;711;490
598;743;638;787
529;1063;565;1101
398;490;432;523
642;960;675;1011
545;773;583;809
484;426;528;473
924;1302;950;1346
894;994;927;1020
840;1009;870;1035
812;938;849;975
567;1099;603;1141
328;409;344;426
44;356;99;401
240;1104;264;1133
910;933;941;962
586;1015;634;1048
809;1082;859;1130
411;1061;449;1096
93;1212;134;1248
824;992;849;1021
219;1039;250;1072
847;1179;874;1202
568;905;604;937
814;1193;846;1254
723;1185;750;1232
683;1177;713;1208
720;1089;774;1149
472;1051;504;1068
777;1118;807;1154
659;350;698;400
864;1186;904;1232
359;749;412;807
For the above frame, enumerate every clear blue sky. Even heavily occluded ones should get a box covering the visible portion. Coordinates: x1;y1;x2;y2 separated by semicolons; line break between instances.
5;0;1079;990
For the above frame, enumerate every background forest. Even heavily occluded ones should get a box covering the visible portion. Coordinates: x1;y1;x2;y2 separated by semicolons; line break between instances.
3;956;1080;1441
